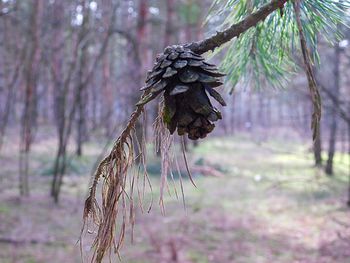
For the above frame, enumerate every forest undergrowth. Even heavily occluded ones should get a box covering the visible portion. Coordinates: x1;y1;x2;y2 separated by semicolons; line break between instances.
0;131;349;263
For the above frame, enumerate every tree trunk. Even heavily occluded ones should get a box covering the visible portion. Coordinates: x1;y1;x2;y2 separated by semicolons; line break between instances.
266;95;272;129
258;92;265;128
164;0;175;47
230;95;236;134
325;40;341;175
347;103;350;207
133;0;148;162
246;92;253;132
19;0;43;196
313;132;323;167
0;62;19;151
102;51;113;137
76;5;90;156
51;142;67;202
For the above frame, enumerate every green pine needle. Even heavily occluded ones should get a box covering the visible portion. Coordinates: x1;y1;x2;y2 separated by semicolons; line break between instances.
206;0;350;92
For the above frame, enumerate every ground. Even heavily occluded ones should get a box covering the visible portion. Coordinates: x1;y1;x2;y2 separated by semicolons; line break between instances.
0;132;349;263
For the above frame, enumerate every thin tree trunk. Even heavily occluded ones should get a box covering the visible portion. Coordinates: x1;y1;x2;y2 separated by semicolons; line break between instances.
19;0;43;196
76;4;90;156
347;103;350;207
102;51;113;137
164;0;175;47
340;122;346;161
313;132;323;167
51;147;68;203
266;95;272;128
0;62;20;151
50;1;67;202
133;0;148;162
246;91;253;132
325;36;341;175
258;92;265;128
230;95;236;134
51;142;65;200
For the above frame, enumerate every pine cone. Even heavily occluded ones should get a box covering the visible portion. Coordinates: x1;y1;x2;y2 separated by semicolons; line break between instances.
137;45;226;140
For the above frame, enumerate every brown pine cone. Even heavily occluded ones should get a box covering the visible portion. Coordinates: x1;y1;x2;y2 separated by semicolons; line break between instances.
138;45;226;140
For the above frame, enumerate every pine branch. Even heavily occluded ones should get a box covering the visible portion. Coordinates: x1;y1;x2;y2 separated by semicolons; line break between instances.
86;0;290;192
82;1;289;262
186;0;288;54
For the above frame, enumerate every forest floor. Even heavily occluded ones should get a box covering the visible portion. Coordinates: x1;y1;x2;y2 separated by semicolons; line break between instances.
0;132;350;263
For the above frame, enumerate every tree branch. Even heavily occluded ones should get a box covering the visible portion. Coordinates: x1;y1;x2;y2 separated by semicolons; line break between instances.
83;1;291;261
87;0;290;183
186;0;288;54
